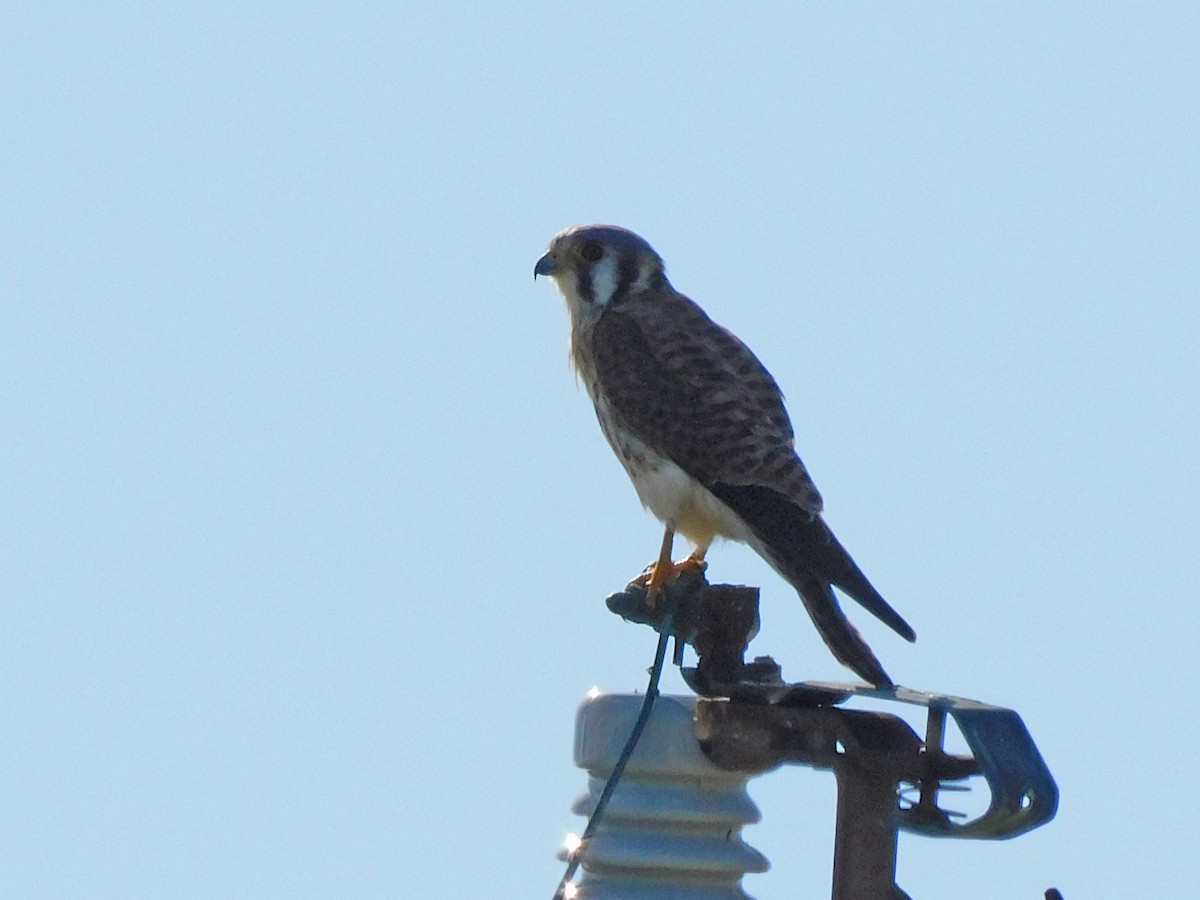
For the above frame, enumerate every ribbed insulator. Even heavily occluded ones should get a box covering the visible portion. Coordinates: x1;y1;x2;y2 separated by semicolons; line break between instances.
563;694;769;899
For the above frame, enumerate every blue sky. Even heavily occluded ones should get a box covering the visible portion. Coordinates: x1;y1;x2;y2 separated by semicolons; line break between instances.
4;3;1198;897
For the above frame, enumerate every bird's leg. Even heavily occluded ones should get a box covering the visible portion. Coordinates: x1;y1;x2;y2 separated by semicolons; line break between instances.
680;542;710;572
631;525;677;606
646;525;676;601
633;529;715;608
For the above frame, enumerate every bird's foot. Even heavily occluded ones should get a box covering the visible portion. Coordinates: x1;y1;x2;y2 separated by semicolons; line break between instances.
634;555;709;606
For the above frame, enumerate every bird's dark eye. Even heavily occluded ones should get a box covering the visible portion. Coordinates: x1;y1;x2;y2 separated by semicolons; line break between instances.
579;241;604;263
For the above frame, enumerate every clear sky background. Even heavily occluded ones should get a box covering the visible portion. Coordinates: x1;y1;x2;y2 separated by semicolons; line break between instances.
4;4;1197;898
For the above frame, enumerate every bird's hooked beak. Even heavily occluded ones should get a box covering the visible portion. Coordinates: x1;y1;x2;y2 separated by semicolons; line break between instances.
533;252;558;280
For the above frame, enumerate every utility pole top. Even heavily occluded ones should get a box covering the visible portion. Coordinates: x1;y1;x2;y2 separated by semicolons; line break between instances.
558;569;1060;899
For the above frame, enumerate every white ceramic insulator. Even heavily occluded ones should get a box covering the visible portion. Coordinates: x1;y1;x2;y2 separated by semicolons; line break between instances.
563;693;769;899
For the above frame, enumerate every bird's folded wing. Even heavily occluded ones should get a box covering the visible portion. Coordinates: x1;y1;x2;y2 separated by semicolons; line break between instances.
590;291;823;517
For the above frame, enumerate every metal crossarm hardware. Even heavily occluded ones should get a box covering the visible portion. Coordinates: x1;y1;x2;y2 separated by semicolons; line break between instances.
594;569;1060;899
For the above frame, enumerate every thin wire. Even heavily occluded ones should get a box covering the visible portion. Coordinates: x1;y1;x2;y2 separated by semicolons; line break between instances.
551;606;676;900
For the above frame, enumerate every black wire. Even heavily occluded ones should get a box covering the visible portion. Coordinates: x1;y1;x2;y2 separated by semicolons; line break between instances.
551;607;676;900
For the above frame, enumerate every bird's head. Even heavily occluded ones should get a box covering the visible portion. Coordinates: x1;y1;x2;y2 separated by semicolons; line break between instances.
534;225;668;321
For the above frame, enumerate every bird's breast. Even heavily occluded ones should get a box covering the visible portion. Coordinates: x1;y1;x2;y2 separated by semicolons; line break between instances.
595;406;751;549
629;455;753;548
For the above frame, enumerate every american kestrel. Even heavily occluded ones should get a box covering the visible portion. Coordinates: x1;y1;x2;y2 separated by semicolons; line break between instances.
534;225;915;686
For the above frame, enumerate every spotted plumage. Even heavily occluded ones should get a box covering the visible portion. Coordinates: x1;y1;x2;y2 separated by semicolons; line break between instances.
535;224;915;685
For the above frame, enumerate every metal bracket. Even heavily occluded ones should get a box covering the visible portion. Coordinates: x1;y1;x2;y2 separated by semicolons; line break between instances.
606;571;1059;899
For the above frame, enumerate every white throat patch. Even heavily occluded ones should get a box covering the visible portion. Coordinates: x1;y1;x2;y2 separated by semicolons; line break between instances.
631;258;654;294
589;255;620;307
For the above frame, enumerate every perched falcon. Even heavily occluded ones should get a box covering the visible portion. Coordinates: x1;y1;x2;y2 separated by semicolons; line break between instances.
534;225;915;686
